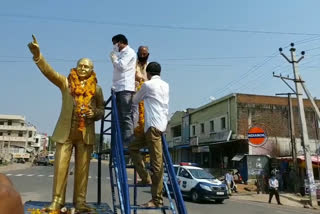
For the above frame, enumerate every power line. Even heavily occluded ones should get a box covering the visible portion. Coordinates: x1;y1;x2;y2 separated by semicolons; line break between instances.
229;59;294;95
235;71;270;93
213;53;278;97
304;46;320;52
2;52;320;63
220;59;280;97
0;60;30;62
237;41;320;95
159;56;273;61
162;63;230;67
1;13;320;36
0;57;232;67
161;37;320;62
235;64;288;94
0;55;274;61
289;36;320;47
211;36;320;98
233;56;318;97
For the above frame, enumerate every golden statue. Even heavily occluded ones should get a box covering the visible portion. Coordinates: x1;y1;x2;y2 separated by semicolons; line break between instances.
27;35;105;212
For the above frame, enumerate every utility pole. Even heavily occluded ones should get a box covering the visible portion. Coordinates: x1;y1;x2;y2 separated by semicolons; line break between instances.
288;94;298;189
275;92;299;193
279;43;317;206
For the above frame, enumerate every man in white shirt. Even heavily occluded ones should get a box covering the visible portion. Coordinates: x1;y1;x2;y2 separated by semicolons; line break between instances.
129;62;169;208
110;34;136;146
268;170;282;205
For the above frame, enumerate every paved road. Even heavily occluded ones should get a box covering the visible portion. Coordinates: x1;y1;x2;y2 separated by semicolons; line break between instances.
2;162;316;214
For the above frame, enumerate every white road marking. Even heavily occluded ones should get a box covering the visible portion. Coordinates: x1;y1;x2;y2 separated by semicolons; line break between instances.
4;173;110;180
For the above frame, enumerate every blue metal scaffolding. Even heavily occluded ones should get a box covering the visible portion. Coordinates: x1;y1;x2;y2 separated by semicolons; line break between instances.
98;91;188;214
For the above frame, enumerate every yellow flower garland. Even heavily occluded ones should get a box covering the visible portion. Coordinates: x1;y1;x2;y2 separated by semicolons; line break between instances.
28;208;59;214
134;80;145;137
68;68;97;132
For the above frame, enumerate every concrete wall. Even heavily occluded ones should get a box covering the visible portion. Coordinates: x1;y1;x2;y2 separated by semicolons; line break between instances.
250;136;319;156
166;111;184;143
237;94;320;156
166;93;320;164
237;94;320;138
189;95;237;140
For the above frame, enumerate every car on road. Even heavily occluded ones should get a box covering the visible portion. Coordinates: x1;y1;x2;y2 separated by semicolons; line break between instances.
48;154;55;165
35;157;52;166
164;163;229;203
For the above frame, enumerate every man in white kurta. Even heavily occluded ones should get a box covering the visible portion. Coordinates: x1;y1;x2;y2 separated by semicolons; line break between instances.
129;62;169;208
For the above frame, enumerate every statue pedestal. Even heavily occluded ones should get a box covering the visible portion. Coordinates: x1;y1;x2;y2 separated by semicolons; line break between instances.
24;201;113;214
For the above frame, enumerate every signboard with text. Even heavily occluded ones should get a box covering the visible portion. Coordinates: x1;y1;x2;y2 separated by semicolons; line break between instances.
247;126;267;147
189;136;198;146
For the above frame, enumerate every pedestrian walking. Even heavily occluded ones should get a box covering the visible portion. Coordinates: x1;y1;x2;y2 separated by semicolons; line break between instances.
225;170;234;195
268;170;283;205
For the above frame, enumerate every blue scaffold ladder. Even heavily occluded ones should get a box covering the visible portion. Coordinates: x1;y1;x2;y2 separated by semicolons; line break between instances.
98;91;188;214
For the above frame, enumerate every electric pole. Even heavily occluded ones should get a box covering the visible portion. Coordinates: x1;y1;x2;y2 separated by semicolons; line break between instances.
275;92;299;193
279;43;317;206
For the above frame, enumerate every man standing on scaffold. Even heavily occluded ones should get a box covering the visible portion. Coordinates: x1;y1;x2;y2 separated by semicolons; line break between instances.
129;62;169;208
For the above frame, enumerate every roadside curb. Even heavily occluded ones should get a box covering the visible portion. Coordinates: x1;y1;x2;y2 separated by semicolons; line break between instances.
0;162;32;172
233;192;309;207
232;192;257;196
280;194;301;203
280;194;311;205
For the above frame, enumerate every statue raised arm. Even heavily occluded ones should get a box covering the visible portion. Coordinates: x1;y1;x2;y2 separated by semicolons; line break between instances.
27;35;40;60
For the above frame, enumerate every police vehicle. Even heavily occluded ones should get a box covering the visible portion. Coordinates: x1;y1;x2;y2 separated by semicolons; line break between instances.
164;163;229;203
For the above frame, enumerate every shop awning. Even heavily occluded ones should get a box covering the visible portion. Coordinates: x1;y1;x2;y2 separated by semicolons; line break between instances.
174;144;190;149
277;155;320;165
231;154;246;161
26;148;34;153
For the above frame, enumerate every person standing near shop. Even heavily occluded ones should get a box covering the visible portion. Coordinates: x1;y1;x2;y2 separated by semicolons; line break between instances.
268;170;283;205
225;170;234;195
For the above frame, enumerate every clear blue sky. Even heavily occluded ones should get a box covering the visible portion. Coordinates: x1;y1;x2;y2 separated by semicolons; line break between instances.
2;0;320;134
